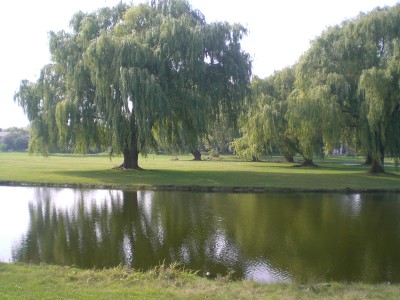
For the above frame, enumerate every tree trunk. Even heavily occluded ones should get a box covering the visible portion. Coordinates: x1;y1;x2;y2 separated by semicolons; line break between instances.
191;149;202;161
369;158;385;173
284;154;294;163
122;146;142;170
301;158;316;167
367;136;385;173
119;113;143;170
364;153;372;165
251;156;260;162
121;136;142;170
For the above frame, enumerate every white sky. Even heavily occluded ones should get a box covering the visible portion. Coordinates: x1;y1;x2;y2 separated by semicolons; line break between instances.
0;0;398;129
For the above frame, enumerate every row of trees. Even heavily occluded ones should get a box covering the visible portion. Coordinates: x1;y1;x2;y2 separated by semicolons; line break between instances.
234;5;400;173
0;128;29;152
15;1;400;173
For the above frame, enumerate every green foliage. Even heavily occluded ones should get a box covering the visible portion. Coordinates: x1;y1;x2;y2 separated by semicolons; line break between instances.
233;68;297;161
286;4;400;170
358;44;400;167
15;0;250;168
203;112;239;153
208;148;220;158
0;129;29;152
287;84;341;160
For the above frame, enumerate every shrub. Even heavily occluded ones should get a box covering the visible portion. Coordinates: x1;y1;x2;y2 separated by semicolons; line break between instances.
208;149;220;158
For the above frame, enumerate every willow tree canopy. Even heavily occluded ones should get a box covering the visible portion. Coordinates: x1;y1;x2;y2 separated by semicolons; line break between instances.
233;68;297;162
15;0;251;169
288;5;400;171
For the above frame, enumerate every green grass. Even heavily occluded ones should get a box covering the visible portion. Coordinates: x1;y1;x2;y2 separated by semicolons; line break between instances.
0;152;399;191
1;263;400;299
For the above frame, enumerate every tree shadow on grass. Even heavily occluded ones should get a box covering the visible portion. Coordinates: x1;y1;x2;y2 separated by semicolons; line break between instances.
52;167;400;192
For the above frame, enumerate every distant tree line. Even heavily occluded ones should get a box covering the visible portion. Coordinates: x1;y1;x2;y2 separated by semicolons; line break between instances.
0;127;30;152
14;1;400;173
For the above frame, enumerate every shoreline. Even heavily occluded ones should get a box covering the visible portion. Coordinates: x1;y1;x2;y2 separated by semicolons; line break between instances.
1;180;400;193
1;263;400;299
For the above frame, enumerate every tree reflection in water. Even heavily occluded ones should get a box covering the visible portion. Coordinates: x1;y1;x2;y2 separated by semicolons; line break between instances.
11;188;400;283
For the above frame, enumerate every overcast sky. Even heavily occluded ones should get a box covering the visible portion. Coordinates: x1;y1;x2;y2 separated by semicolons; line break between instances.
0;0;398;129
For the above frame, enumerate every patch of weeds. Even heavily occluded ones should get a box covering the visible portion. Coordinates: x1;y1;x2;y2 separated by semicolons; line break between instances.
107;265;133;280
298;282;336;296
150;262;197;281
66;270;78;281
216;268;236;283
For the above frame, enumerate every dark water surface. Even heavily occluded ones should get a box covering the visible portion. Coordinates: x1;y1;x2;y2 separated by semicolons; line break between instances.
1;186;400;283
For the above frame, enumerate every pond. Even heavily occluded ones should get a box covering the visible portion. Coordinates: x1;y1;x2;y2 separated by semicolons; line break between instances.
1;186;400;283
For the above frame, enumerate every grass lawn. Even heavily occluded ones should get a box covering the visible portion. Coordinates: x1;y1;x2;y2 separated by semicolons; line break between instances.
0;152;399;191
1;263;400;300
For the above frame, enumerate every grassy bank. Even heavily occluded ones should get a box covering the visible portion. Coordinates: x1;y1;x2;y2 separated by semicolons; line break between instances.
0;152;399;191
1;263;399;299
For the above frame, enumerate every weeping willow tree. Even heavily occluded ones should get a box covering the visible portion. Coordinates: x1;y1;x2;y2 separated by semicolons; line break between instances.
288;4;400;171
203;111;240;154
231;79;270;161
232;68;298;162
15;0;251;168
15;64;66;155
354;9;400;172
287;74;343;166
152;7;251;160
287;24;351;166
15;3;128;160
358;45;400;172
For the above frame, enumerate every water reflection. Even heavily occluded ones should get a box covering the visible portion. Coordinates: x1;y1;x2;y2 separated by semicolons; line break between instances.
4;187;400;283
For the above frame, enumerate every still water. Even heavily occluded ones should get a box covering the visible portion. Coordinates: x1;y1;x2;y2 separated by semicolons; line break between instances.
1;186;400;283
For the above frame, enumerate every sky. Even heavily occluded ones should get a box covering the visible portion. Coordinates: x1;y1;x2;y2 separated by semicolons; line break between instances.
0;0;399;129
